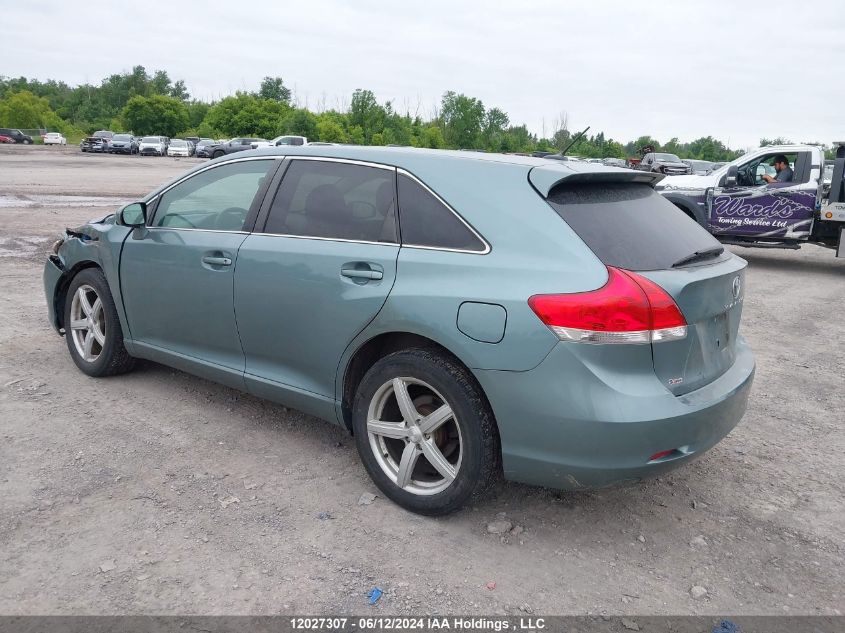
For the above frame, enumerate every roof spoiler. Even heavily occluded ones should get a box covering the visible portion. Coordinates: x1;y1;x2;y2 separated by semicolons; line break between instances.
528;164;664;198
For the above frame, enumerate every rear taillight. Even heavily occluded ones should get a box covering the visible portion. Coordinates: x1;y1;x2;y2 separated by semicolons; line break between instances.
528;267;687;344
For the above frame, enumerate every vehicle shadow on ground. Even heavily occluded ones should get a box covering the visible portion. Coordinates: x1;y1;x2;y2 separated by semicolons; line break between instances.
123;358;701;523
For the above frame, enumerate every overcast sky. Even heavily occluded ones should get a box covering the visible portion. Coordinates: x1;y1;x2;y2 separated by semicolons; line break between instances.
2;0;843;149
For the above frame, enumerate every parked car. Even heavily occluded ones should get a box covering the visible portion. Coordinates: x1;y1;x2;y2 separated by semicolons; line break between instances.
194;139;218;158
0;128;34;144
208;138;267;158
138;136;167;156
80;130;114;153
601;157;628;168
108;134;138;154
682;159;715;175
252;135;308;149
636;152;692;176
42;132;67;146
167;139;192;157
0;135;13;144
42;147;755;515
543;154;584;162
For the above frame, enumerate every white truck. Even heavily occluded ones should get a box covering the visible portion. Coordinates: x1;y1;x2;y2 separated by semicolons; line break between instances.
655;143;845;257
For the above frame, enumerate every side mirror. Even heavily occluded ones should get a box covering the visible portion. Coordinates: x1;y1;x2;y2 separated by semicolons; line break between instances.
724;165;738;187
119;202;147;227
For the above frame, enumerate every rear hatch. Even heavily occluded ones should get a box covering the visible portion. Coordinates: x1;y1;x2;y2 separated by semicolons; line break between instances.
536;175;745;395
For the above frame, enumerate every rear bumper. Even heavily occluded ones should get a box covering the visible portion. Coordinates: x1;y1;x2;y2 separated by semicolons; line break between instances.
474;337;755;490
43;256;65;333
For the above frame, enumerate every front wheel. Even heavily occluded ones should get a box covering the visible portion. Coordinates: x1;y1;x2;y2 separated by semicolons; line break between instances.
352;348;500;515
64;268;136;377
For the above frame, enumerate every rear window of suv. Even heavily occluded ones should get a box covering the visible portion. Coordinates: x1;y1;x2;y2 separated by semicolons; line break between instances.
545;183;724;271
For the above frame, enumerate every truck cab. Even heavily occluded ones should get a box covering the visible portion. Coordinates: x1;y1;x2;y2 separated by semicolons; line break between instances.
655;144;844;257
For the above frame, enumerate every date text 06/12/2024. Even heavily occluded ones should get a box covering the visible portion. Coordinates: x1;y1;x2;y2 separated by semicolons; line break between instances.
290;616;546;631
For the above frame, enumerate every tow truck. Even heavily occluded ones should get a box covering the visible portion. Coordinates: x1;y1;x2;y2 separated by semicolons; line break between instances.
655;143;845;257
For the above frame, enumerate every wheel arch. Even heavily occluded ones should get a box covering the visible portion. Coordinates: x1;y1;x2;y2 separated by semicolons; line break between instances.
663;193;708;227
54;260;103;331
339;331;496;436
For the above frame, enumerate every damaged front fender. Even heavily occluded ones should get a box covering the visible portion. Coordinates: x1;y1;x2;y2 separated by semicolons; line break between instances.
41;215;133;350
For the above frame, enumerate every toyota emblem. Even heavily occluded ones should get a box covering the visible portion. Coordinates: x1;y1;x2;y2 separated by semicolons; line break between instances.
732;276;742;300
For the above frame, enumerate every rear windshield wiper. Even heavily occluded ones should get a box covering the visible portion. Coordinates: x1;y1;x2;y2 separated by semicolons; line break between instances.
671;246;724;268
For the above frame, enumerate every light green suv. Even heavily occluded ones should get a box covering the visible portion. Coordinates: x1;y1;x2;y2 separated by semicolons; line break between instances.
43;146;755;515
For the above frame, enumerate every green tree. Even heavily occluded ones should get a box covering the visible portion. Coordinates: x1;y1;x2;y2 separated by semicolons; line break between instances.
171;80;190;101
316;112;347;143
120;94;189;136
204;92;288;138
258;76;291;103
481;107;509;150
186;101;210;128
440;91;485;149
0;90;80;136
688;136;737;161
417;124;445;149
760;137;792;146
282;108;318;139
349;89;386;142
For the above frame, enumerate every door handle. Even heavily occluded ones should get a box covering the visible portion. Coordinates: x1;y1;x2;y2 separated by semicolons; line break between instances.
202;255;232;266
341;268;383;280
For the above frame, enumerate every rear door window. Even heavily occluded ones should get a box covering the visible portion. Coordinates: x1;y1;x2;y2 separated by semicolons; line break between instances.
263;159;398;242
545;183;724;271
397;174;487;252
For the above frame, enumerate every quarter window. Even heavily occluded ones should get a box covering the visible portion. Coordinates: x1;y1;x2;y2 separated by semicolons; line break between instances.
263;160;398;242
397;174;486;252
153;160;274;231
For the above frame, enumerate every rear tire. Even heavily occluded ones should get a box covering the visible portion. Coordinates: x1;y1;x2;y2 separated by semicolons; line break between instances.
352;348;500;515
63;268;136;377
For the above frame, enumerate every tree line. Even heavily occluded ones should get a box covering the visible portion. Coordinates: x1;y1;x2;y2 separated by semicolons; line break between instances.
0;65;812;160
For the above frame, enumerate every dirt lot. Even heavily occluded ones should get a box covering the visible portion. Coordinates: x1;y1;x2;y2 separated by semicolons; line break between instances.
0;145;843;616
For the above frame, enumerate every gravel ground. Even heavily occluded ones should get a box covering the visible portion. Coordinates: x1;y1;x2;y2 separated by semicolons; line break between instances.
0;145;843;616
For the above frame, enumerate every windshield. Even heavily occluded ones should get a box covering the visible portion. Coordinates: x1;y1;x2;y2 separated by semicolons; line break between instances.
93;131;111;138
170;140;187;147
113;134;131;141
141;137;159;143
655;153;682;163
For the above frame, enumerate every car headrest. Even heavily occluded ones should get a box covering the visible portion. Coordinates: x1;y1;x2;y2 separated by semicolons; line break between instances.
305;184;346;221
375;180;395;214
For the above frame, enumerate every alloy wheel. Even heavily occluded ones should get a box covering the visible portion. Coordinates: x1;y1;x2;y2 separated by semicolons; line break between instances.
366;377;462;496
69;284;106;362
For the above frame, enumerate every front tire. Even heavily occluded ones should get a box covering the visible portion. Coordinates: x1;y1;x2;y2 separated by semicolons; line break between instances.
352;348;500;515
64;268;136;377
